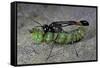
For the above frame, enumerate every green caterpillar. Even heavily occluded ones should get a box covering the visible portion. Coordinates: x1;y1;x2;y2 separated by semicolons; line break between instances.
30;26;86;44
29;20;89;44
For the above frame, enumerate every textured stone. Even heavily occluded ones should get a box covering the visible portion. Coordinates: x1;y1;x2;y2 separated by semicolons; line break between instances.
17;3;97;64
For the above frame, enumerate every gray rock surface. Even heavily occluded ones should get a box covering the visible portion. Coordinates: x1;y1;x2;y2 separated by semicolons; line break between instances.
17;3;97;64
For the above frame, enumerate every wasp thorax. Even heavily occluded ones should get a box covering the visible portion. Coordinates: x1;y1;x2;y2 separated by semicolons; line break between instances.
42;24;49;33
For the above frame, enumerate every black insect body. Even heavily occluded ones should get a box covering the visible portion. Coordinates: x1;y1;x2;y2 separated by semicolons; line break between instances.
42;20;89;33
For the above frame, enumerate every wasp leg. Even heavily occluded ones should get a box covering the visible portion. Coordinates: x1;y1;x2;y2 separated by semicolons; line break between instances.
73;44;79;57
71;40;79;57
45;45;54;61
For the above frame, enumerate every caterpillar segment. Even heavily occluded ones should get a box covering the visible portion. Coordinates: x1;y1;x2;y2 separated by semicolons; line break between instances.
44;32;54;43
55;32;67;44
30;28;44;44
71;27;86;43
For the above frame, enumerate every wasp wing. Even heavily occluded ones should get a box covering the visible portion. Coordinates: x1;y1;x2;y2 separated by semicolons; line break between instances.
50;21;77;27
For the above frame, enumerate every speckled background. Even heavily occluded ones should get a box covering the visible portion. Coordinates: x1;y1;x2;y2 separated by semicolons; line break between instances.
17;3;97;65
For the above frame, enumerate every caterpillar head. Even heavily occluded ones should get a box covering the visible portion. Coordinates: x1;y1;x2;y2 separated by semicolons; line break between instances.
80;20;89;26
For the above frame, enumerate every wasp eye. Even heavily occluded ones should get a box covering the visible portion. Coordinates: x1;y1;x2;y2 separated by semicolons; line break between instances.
80;20;89;26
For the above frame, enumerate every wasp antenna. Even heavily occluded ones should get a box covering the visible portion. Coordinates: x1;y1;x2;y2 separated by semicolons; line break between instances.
34;26;43;29
32;19;42;26
72;43;79;57
34;26;43;27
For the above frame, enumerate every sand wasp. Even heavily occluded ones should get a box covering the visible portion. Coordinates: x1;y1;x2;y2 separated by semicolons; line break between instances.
29;20;89;44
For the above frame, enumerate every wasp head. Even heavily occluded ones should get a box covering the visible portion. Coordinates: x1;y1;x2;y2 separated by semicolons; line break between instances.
42;24;49;33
